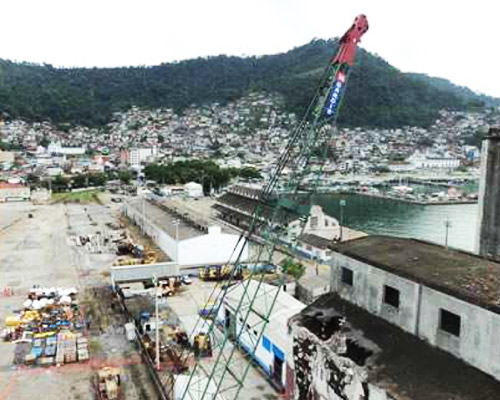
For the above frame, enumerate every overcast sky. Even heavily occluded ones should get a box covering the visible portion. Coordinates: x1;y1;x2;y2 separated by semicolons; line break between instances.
1;0;499;97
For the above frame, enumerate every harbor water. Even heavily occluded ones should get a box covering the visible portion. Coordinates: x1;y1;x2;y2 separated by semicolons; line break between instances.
313;193;478;252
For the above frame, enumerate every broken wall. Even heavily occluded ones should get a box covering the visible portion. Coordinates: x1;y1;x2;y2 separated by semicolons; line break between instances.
290;310;389;400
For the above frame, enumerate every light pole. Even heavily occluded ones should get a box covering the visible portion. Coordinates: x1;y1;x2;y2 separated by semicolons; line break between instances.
444;217;452;249
172;219;180;242
172;219;180;261
339;199;346;241
153;275;161;370
141;195;146;234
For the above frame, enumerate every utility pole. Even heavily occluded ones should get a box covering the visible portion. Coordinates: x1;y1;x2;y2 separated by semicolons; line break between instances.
153;275;161;370
339;199;346;241
444;217;452;249
172;219;180;261
141;195;146;234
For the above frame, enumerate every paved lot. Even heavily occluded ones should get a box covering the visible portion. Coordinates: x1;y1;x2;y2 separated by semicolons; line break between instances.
0;200;157;400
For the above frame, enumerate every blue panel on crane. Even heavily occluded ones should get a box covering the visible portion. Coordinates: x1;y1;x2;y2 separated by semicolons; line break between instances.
325;80;344;117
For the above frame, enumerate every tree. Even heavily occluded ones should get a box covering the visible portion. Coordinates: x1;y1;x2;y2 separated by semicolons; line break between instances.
88;173;108;187
51;175;70;192
281;258;305;280
0;40;495;128
239;167;262;180
26;173;40;186
39;136;50;148
118;170;133;184
72;174;87;189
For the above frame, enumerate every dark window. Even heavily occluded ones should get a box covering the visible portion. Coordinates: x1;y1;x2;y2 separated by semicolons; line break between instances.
383;285;400;308
341;267;353;286
440;309;461;337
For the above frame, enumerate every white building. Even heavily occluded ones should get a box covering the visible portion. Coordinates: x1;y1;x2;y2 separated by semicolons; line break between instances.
123;201;248;266
129;147;158;166
47;141;85;155
296;233;333;262
387;161;415;172
183;182;203;198
216;280;305;394
463;145;481;162
177;226;246;266
0;150;14;165
408;150;461;169
329;235;500;382
0;183;30;202
287;205;340;243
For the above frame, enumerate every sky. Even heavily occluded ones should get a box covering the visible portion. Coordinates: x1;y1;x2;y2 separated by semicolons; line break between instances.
1;0;499;97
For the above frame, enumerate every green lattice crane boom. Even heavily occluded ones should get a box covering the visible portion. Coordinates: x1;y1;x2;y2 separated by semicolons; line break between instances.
177;14;368;400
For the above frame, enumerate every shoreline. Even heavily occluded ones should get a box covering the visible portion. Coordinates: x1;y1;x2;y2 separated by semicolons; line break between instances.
313;190;478;206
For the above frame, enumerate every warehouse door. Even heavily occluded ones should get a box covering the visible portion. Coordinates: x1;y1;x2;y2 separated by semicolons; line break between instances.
273;355;284;385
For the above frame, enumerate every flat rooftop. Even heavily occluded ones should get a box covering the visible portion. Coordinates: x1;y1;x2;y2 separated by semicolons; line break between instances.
298;293;500;400
330;235;500;313
128;198;202;240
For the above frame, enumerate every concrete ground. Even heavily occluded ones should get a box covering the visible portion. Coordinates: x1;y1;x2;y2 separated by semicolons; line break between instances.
0;200;157;400
166;277;279;400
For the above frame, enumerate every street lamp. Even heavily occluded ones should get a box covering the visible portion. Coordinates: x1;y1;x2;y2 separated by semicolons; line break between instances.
172;219;180;262
172;219;180;242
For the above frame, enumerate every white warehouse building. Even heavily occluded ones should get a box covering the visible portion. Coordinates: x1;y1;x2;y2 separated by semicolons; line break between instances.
123;199;248;266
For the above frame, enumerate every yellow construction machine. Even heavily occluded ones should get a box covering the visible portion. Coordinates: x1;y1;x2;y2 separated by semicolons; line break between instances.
95;367;122;400
198;265;231;281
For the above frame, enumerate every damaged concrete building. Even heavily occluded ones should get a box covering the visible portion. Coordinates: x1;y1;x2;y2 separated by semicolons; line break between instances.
327;235;500;384
477;126;500;260
289;293;500;399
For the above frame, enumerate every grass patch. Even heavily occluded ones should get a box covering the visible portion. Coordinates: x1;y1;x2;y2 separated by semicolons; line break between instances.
51;190;103;204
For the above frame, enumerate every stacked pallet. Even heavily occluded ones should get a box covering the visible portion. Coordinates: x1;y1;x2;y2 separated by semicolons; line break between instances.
77;336;89;361
56;331;77;364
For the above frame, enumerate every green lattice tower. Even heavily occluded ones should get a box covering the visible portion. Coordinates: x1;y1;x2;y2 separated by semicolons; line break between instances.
177;15;369;400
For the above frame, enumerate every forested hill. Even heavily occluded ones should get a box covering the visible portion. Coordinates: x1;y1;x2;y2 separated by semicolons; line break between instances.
0;39;497;128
